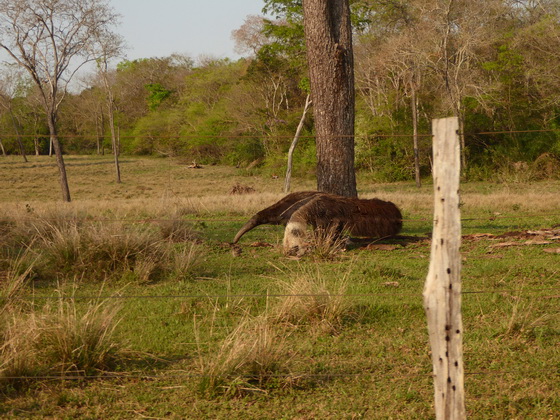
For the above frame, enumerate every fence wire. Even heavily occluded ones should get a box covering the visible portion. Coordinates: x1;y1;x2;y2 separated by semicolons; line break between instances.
2;128;558;140
6;287;559;302
1;366;557;383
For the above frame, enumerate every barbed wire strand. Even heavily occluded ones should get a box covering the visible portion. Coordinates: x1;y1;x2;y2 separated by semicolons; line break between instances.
1;366;557;382
2;128;558;141
1;212;560;224
9;287;560;302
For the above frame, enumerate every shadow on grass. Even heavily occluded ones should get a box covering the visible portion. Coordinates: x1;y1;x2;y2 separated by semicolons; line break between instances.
346;234;430;251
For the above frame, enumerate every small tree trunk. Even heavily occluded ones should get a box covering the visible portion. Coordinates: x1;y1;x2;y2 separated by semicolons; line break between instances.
34;136;40;155
16;137;28;162
0;139;6;156
47;113;71;202
303;0;357;197
411;88;421;188
108;107;121;183
96;112;105;155
95;114;101;155
457;102;466;175
284;94;312;193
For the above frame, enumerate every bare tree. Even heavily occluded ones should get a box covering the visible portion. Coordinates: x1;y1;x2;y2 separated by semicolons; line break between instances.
232;15;269;57
428;0;504;171
0;0;121;202
94;33;125;183
303;0;357;197
356;30;428;187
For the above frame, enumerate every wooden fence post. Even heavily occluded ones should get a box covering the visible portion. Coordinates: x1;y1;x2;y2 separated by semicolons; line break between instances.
423;117;466;419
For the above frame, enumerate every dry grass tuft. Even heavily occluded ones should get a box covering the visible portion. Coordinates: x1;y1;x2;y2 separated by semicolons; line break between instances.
273;265;352;335
0;255;34;314
307;225;348;260
0;258;39;386
198;265;354;397
198;313;292;397
0;314;41;386
0;287;125;387
169;243;204;281
38;289;124;375
0;262;125;387
157;219;199;243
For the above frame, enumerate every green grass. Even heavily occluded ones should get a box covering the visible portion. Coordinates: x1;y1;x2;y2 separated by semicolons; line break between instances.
0;155;559;418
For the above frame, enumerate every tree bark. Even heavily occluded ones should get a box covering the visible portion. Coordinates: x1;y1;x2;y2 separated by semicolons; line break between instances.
111;122;121;183
107;92;121;183
303;0;357;197
47;113;71;202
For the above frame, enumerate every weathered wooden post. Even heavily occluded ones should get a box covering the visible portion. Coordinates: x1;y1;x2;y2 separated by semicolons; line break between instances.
423;117;466;419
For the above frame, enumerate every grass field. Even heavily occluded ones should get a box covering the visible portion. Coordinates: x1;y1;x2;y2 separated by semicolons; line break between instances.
0;155;559;418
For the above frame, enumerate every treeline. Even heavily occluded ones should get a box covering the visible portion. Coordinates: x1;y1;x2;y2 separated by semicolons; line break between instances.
1;0;560;181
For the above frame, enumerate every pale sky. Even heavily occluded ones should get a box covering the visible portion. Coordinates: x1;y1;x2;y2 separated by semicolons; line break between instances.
110;0;267;61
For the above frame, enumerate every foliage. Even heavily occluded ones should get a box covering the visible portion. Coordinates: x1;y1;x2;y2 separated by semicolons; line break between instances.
145;83;173;111
2;1;560;183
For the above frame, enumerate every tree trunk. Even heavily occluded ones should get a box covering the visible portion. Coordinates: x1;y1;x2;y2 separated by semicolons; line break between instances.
0;139;6;156
47;113;71;202
95;113;103;155
284;94;312;193
108;105;121;183
302;0;357;197
34;136;40;155
457;101;466;175
411;88;421;188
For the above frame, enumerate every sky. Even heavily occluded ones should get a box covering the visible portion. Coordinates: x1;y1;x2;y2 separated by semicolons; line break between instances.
110;0;267;61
